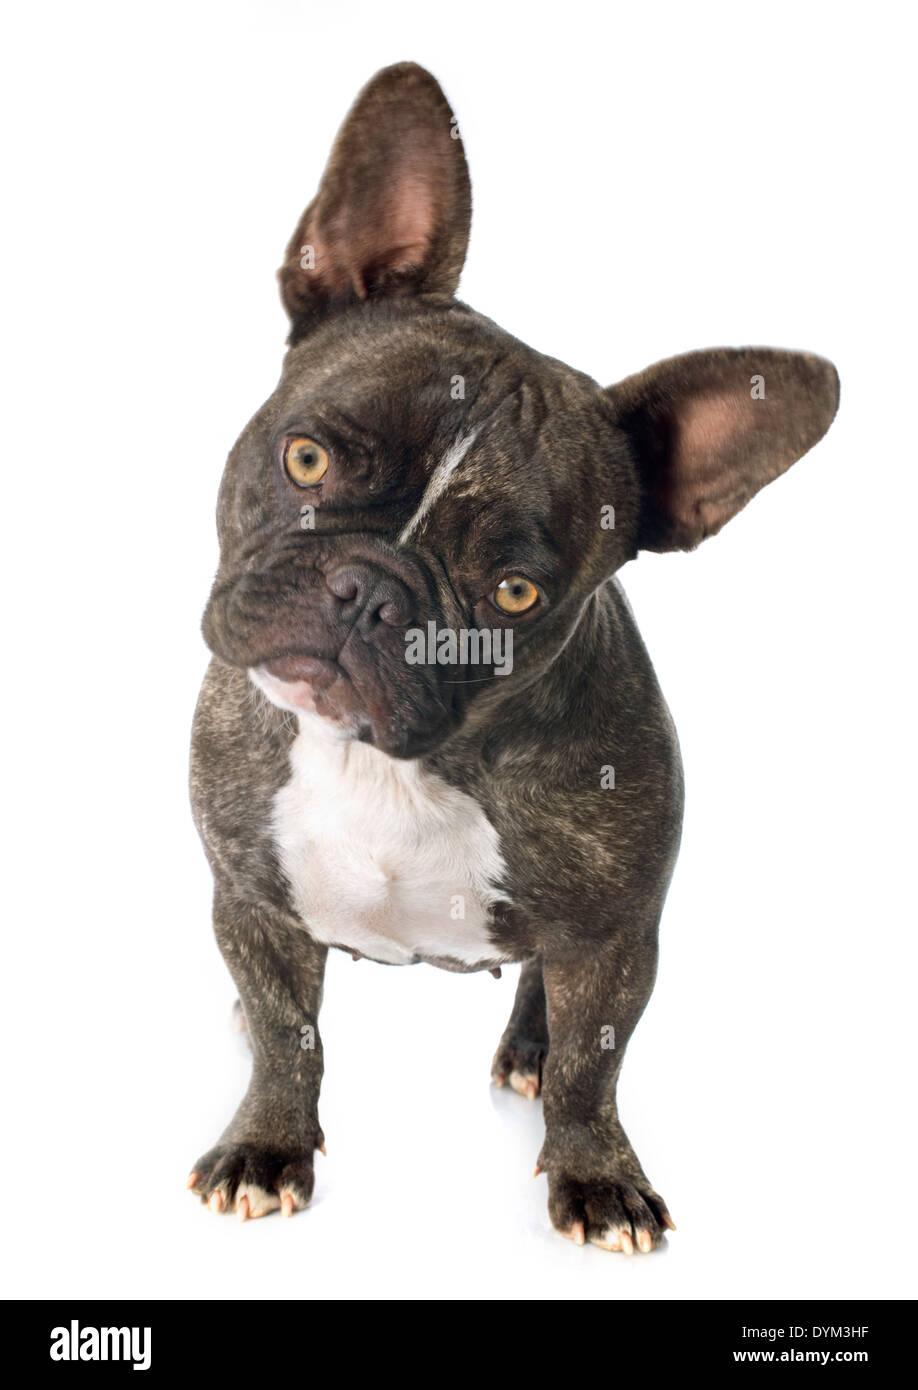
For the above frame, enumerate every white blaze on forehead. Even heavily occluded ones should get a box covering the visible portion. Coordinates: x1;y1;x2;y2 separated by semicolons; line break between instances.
399;429;478;544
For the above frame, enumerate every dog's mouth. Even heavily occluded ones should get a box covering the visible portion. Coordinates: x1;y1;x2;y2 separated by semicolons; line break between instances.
250;645;456;758
204;552;464;757
251;652;368;731
261;652;342;689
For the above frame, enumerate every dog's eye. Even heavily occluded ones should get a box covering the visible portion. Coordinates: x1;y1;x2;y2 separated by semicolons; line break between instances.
492;575;539;615
284;437;329;486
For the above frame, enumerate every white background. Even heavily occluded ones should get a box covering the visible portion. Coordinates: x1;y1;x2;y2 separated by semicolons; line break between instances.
2;0;915;1301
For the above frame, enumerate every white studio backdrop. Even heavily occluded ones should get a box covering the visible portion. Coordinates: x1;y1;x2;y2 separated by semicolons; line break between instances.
1;0;915;1300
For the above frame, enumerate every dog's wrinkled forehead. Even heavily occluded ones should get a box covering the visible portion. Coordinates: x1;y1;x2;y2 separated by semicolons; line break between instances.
266;299;616;571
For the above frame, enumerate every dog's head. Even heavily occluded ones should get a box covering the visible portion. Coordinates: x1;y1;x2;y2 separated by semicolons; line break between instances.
203;62;839;758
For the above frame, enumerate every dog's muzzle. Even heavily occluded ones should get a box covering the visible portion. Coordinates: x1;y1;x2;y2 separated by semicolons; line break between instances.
206;547;456;756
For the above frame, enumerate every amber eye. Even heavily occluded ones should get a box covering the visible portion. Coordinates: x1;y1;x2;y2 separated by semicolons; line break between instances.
284;436;329;486
492;575;539;615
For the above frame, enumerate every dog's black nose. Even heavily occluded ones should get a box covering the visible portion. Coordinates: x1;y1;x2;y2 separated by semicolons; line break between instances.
325;562;414;631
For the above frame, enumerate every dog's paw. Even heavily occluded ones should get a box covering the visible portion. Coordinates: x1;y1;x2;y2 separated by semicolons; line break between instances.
491;1033;547;1099
186;1139;323;1221
545;1173;675;1253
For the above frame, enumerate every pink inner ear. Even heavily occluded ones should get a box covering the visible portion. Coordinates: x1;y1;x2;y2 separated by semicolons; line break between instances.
309;154;445;299
676;393;741;462
670;391;758;537
385;172;440;261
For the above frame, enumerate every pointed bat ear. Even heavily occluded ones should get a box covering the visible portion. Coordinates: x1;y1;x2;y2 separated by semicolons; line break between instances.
278;62;471;341
604;347;840;552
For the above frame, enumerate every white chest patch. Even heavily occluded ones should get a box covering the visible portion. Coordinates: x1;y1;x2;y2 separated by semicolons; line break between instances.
272;714;511;967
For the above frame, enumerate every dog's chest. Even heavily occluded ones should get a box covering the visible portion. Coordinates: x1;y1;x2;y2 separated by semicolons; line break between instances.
272;721;510;967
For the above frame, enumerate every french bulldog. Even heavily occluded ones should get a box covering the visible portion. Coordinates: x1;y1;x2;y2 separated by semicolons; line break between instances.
188;61;839;1250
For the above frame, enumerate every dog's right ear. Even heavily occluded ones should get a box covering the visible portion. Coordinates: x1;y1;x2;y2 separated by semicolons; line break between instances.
279;62;471;341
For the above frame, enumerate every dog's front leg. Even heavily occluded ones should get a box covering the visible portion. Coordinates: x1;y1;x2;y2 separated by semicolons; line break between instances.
188;886;327;1221
537;932;674;1253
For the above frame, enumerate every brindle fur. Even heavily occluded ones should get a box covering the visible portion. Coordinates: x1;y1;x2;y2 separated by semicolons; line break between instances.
188;62;838;1245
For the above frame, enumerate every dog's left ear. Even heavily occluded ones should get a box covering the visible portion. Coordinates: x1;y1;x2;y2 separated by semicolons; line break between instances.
604;347;840;552
279;62;471;339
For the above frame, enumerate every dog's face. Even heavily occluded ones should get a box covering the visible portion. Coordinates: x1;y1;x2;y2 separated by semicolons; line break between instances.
202;63;839;758
203;296;640;757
